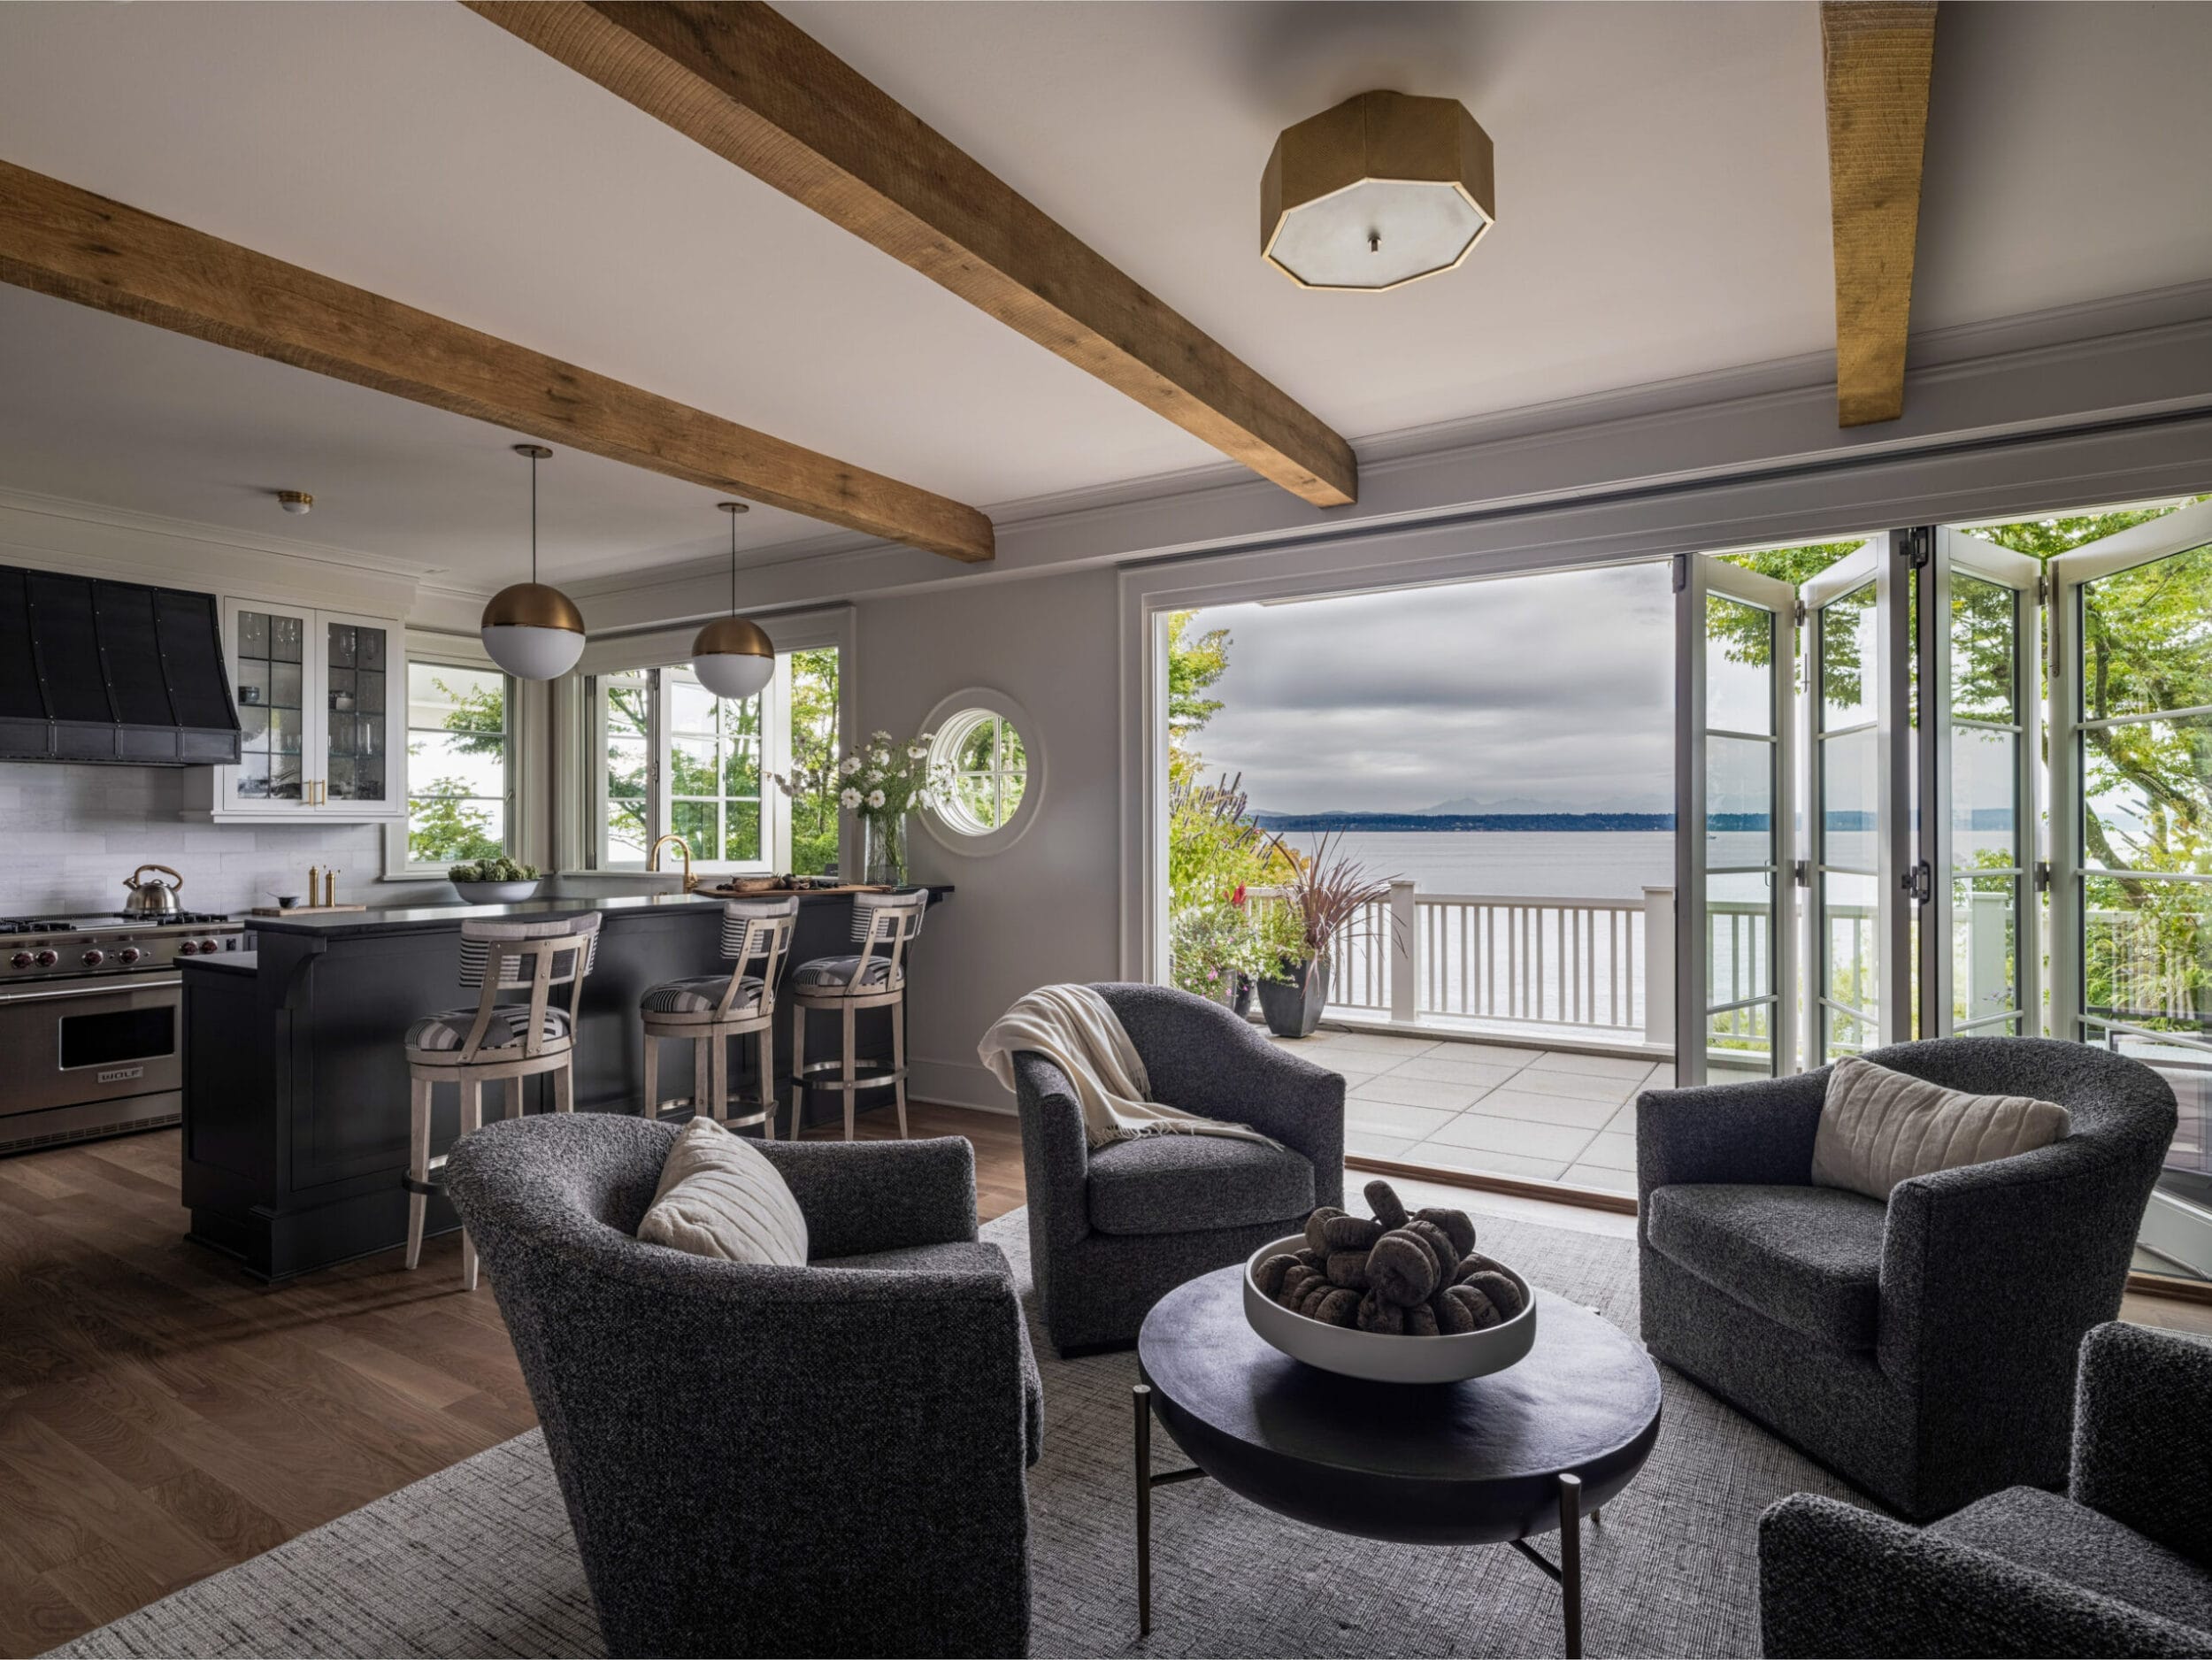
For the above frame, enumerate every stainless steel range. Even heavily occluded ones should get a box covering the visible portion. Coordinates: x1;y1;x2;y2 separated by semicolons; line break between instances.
0;911;250;1155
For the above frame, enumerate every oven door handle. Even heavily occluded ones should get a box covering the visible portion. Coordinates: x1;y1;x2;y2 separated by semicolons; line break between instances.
0;976;182;1004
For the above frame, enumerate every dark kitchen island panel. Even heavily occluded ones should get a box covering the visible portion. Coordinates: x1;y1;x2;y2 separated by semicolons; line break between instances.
180;886;949;1280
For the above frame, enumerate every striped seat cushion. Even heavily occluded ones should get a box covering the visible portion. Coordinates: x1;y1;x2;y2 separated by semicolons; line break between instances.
639;974;768;1018
405;1004;572;1054
792;954;901;993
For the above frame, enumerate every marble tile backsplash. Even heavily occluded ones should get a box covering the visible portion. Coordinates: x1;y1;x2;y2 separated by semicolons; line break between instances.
0;763;441;918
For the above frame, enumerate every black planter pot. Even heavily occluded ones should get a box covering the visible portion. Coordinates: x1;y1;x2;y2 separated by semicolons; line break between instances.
1233;973;1256;1020
1257;958;1330;1038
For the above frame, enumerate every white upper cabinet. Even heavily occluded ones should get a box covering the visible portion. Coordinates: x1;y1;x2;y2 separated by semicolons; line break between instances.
183;597;405;820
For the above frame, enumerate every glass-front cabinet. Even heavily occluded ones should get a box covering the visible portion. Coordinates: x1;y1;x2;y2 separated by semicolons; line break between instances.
190;599;404;818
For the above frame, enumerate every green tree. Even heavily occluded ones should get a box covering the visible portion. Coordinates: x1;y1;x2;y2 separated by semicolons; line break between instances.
1166;610;1232;739
787;649;841;874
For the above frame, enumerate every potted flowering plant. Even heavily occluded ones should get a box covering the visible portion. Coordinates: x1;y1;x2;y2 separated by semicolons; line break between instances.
1169;885;1269;1014
1256;834;1400;1038
837;728;951;885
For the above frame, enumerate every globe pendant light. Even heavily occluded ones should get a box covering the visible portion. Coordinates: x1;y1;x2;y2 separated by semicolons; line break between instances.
690;501;773;701
480;443;586;680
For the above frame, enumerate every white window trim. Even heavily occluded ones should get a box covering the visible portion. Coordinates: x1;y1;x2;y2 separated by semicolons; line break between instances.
918;687;1042;854
381;630;535;881
576;606;855;878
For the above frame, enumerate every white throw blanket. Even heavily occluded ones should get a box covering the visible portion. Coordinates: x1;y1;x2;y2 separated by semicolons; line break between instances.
978;984;1282;1151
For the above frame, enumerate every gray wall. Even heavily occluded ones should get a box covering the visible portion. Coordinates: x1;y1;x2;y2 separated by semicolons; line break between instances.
0;763;449;918
856;569;1121;1110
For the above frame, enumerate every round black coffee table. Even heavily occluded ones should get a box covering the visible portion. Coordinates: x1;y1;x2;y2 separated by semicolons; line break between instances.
1134;1264;1662;1657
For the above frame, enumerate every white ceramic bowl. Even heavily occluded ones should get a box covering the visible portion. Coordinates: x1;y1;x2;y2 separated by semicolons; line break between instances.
1242;1233;1539;1384
453;880;541;905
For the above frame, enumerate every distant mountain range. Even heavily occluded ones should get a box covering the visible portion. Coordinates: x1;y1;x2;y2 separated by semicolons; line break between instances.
1250;790;1680;833
1252;810;1694;834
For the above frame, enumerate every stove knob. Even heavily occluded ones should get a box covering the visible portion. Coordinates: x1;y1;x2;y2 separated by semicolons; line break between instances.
116;947;142;965
177;940;197;955
33;949;58;968
8;952;28;969
199;939;220;955
81;949;104;967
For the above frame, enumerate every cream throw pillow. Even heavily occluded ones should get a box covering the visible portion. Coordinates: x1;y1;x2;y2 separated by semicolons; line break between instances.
1811;1055;2070;1202
637;1117;809;1265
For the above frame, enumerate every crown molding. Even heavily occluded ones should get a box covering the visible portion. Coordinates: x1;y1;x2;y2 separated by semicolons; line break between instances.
0;484;439;581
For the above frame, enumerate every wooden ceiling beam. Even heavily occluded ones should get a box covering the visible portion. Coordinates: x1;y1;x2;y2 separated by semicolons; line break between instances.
0;158;994;562
1820;0;1938;427
465;1;1359;509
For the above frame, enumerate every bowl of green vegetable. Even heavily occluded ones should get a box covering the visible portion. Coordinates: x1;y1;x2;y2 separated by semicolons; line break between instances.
449;857;543;905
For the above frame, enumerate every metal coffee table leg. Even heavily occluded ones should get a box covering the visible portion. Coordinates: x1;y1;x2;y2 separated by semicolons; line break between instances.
1507;1472;1585;1658
1132;1379;1210;1637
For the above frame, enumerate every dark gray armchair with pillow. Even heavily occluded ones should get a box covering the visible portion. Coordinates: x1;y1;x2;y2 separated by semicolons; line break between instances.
446;1113;1041;1659
1011;983;1345;1354
1638;1037;2173;1521
1761;1321;2212;1657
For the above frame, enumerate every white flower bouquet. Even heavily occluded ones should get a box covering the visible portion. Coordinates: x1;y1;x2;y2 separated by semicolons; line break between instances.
839;728;951;884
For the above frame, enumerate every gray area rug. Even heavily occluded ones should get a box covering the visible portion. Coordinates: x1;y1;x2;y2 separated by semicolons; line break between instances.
57;1205;1861;1658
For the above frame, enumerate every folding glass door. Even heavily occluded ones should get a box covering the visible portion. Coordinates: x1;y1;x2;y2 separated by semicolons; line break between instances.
1675;554;1796;1085
1921;529;2041;1039
1803;537;1910;1064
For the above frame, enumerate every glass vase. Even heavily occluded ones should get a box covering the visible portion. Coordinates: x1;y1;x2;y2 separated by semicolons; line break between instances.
861;811;910;887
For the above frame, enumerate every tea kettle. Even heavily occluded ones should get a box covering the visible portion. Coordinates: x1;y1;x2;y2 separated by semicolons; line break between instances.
122;864;186;918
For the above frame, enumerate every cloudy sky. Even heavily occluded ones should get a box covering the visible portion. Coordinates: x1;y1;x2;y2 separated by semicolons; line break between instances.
1185;562;1675;815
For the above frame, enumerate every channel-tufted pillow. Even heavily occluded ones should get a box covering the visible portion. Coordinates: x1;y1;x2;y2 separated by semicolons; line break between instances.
636;1117;809;1266
1812;1054;2070;1202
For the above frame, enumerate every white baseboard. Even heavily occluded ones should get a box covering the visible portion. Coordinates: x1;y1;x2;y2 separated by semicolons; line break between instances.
907;1057;1015;1116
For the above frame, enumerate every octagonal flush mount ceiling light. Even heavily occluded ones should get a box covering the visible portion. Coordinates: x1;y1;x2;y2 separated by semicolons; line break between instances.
1263;90;1495;292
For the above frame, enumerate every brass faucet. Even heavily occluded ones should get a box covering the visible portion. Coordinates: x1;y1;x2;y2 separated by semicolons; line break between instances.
647;834;697;892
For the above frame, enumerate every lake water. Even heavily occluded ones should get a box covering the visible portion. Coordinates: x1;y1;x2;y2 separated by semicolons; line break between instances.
1276;830;1676;901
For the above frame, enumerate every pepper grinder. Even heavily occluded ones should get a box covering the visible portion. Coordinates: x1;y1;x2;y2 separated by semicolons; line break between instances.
307;865;321;907
322;867;338;908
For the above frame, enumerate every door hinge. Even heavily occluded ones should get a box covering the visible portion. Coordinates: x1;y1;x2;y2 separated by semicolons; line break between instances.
1792;597;1808;627
1792;858;1810;888
1902;859;1934;904
2034;860;2053;894
1903;527;1934;569
1671;554;1688;594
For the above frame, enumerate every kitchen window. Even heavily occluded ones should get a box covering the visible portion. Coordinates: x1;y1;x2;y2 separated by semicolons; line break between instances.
403;658;516;866
589;646;841;876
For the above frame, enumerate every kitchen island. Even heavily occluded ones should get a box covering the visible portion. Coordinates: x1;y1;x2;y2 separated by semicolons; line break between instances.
180;885;950;1280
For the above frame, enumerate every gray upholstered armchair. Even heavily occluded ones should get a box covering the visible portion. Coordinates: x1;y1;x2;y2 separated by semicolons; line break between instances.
1638;1037;2174;1522
1011;983;1344;1354
1761;1322;2212;1657
445;1114;1041;1660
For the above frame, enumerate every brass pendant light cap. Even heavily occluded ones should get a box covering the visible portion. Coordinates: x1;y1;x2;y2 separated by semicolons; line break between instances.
481;581;586;634
692;613;774;658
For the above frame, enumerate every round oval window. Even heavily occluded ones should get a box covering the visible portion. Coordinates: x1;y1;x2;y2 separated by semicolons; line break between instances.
933;709;1027;835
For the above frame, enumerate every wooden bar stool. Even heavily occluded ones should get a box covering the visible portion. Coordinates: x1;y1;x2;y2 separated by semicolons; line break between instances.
788;890;927;1141
403;911;600;1289
638;895;800;1132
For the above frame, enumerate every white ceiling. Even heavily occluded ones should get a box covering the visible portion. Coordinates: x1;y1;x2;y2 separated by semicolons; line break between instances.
0;1;2205;590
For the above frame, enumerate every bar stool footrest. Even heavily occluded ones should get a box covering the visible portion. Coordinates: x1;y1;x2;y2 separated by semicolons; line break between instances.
794;1057;904;1095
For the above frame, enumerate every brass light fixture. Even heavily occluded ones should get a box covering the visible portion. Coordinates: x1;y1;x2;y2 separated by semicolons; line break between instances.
1263;90;1495;292
689;501;773;701
480;443;586;680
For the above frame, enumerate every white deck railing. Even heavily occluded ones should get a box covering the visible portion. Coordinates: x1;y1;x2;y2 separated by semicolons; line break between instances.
1264;882;1678;1044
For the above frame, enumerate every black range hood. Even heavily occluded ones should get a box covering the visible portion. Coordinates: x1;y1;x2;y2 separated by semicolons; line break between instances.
0;563;242;765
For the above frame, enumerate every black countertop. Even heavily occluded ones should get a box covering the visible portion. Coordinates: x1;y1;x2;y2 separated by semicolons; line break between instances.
242;885;952;941
179;950;257;975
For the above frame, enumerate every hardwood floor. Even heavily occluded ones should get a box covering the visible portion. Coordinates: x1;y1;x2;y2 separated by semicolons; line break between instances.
0;1104;1019;1657
0;1106;2202;1657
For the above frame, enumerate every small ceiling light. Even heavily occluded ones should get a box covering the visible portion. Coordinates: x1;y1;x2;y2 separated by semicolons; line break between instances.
690;502;773;702
480;444;586;680
276;490;313;516
1263;90;1495;292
